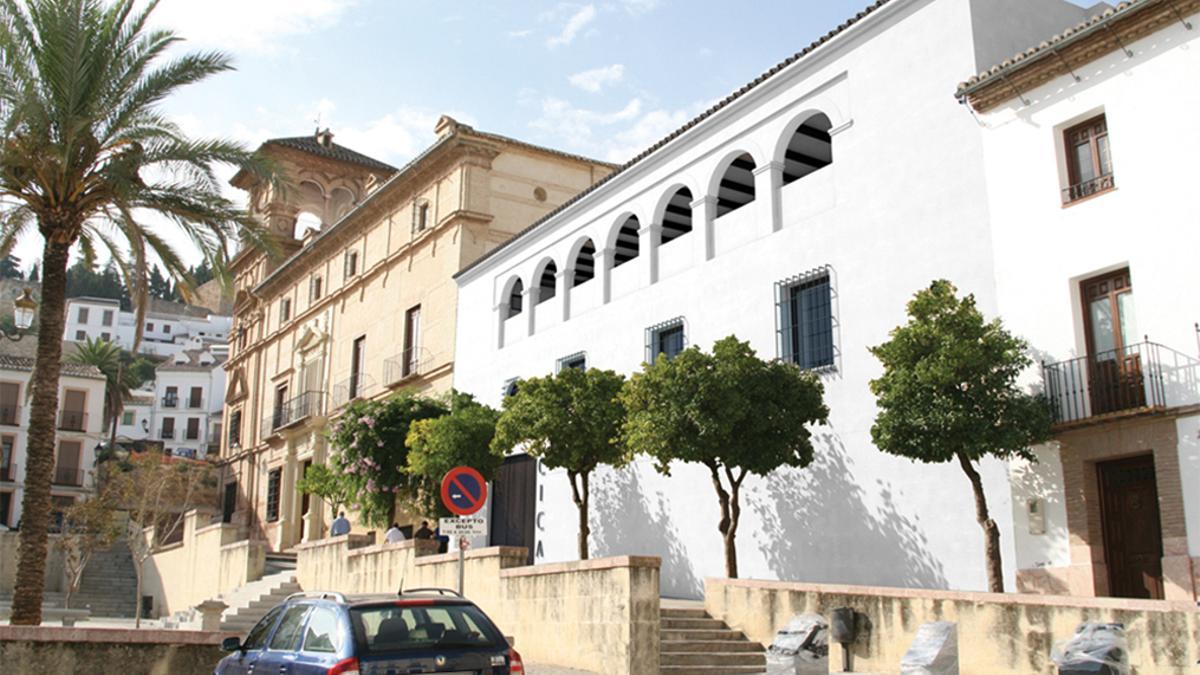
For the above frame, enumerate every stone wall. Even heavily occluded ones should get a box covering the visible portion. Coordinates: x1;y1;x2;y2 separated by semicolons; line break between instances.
0;625;228;675
141;510;266;617
705;578;1200;674
296;536;660;675
0;532;67;596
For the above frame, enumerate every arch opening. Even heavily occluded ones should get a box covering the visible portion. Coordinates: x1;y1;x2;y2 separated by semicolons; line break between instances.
782;114;833;186
294;211;322;240
537;262;557;304
661;187;693;245
572;239;595;287
611;216;640;268
506;278;524;318
716;153;756;217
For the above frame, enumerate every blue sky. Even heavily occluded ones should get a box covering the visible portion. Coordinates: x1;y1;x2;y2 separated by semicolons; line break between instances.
12;0;1094;269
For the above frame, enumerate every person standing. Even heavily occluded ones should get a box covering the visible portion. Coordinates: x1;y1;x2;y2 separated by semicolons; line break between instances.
384;522;406;543
414;520;434;540
330;511;351;537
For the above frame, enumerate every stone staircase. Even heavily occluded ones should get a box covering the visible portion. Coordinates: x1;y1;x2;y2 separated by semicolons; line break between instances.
72;542;138;617
660;603;766;674
216;569;302;633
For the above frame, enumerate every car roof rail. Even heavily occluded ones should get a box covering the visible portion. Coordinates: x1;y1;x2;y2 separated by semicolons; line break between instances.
285;591;348;603
399;587;462;598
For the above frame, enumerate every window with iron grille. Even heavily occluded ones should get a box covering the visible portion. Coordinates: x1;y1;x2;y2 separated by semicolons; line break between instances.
266;468;282;522
776;267;837;371
557;352;587;372
645;318;686;364
1062;114;1113;204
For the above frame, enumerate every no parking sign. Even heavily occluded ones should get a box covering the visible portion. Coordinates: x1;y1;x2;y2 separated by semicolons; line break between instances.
440;466;488;516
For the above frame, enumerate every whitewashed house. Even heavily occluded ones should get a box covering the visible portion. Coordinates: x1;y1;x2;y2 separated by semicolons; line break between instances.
958;0;1200;601
0;342;105;529
151;348;227;459
64;296;232;358
450;0;1185;600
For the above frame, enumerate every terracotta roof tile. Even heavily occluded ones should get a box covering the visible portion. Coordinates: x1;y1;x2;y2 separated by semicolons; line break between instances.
265;135;397;173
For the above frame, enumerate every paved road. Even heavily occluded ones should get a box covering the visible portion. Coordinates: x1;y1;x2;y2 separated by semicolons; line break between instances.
525;665;599;675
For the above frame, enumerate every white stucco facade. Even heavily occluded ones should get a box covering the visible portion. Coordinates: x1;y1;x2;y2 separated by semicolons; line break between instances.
453;0;1102;598
149;350;227;459
64;296;232;358
968;5;1200;600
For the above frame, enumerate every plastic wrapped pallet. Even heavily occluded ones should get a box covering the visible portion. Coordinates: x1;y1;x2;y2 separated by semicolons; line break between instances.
764;613;829;675
900;621;959;675
1051;622;1129;675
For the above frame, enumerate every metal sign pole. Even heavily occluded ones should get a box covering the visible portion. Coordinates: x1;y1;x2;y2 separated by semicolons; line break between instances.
457;533;465;596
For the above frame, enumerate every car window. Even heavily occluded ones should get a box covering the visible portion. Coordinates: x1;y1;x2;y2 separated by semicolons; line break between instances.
243;605;284;650
302;606;342;653
350;603;504;654
269;605;311;651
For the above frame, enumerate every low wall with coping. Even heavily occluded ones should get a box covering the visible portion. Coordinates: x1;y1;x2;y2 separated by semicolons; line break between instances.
0;625;230;674
141;510;266;617
296;536;660;675
705;578;1200;674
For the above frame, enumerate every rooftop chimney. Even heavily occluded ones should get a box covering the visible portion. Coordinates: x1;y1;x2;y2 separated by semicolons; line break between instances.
315;128;334;148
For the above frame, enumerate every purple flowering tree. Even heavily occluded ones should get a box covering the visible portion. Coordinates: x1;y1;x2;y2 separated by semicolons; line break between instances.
324;392;448;527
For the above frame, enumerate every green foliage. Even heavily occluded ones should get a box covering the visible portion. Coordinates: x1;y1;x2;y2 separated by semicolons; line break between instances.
66;259;131;309
148;266;172;301
68;338;138;430
621;336;829;576
325;392;449;528
622;336;829;477
25;262;38;282
296;463;353;518
493;368;629;475
407;393;502;517
868;280;1052;465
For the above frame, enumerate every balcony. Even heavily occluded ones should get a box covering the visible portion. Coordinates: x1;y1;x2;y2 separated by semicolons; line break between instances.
262;391;325;434
385;348;433;386
52;466;84;487
0;404;19;426
57;410;88;432
1042;341;1200;426
161;395;179;409
332;375;376;409
186;397;204;409
160;428;175;440
1061;173;1115;205
0;463;16;482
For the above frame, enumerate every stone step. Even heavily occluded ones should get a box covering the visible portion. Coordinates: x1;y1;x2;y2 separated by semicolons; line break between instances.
660;651;766;667
661;617;727;630
661;640;763;653
661;628;747;642
660;607;708;619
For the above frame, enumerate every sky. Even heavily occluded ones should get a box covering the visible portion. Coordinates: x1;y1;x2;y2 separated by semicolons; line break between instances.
11;0;1094;272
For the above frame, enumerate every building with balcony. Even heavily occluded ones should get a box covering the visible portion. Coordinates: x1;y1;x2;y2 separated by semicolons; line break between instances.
451;0;1179;600
219;124;613;551
960;0;1200;602
0;340;105;530
151;348;226;459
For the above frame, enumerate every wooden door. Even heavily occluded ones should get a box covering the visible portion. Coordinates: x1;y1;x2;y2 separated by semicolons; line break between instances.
62;389;87;430
1098;455;1164;599
222;482;237;524
489;454;537;565
1082;270;1143;415
0;382;18;425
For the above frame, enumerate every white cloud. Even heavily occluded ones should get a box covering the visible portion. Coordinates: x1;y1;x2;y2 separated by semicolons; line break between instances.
619;0;662;15
568;64;625;93
528;95;699;163
547;4;596;48
508;28;534;39
148;0;355;54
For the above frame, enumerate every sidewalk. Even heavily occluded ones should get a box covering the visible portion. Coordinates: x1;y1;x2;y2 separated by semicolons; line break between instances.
526;665;599;675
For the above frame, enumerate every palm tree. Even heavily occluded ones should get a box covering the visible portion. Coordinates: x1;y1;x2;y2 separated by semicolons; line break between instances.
68;338;136;453
0;0;273;624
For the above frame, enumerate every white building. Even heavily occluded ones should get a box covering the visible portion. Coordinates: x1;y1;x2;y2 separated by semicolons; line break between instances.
149;348;227;459
451;0;1200;601
957;1;1200;601
64;296;232;358
0;342;106;530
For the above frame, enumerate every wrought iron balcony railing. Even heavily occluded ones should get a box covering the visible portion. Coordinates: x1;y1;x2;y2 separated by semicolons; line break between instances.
52;467;85;487
384;347;433;385
161;395;178;408
186;397;205;409
1062;173;1115;205
262;391;325;434
1041;340;1200;425
332;375;376;409
58;410;88;432
160;428;175;439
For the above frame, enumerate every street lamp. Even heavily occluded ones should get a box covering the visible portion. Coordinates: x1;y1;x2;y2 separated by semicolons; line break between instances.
2;288;37;341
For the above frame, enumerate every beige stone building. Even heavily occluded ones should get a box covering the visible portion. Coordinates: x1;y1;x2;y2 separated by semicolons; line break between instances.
217;119;612;551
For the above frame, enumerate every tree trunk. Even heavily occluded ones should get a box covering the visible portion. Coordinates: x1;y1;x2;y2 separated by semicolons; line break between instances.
11;239;72;625
568;470;591;560
707;464;738;579
957;452;1004;593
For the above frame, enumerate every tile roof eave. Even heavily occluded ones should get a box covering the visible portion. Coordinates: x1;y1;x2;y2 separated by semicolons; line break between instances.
955;0;1152;102
452;0;898;283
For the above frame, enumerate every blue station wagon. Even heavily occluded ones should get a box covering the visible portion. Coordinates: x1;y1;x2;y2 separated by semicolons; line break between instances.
215;590;524;675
